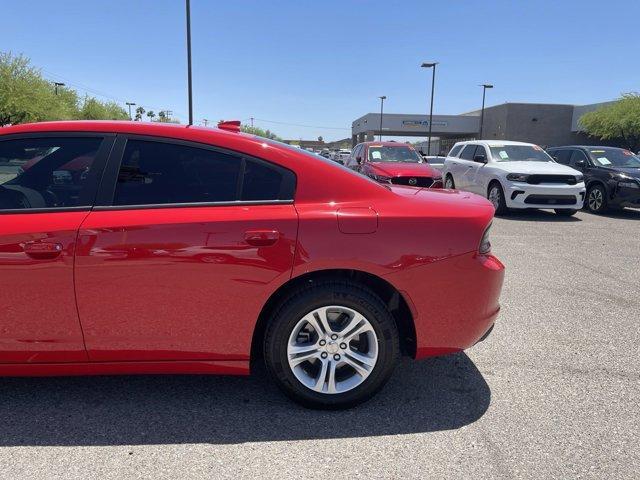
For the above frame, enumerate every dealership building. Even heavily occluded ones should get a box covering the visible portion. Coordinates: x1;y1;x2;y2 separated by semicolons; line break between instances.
351;101;615;154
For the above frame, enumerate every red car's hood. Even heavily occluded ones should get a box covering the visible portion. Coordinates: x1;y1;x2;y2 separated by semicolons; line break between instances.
369;161;440;178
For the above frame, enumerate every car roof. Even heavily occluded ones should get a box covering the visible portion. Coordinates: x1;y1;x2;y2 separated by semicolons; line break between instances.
360;141;415;147
548;145;625;150
456;140;537;147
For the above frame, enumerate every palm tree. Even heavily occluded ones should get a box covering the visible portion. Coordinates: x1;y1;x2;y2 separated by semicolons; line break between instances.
147;110;156;122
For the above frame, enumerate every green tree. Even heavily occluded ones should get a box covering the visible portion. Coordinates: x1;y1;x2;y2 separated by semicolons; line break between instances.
147;110;156;122
78;96;128;120
0;52;71;125
134;106;146;121
241;124;282;141
580;93;640;151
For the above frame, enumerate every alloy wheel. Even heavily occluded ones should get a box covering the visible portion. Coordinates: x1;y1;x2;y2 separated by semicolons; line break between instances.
287;306;378;394
445;176;454;189
488;186;501;209
588;188;603;211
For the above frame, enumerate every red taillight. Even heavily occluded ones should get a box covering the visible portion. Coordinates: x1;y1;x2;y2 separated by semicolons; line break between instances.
217;120;241;133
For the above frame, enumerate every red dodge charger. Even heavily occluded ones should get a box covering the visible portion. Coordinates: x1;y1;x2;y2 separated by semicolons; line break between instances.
0;121;504;408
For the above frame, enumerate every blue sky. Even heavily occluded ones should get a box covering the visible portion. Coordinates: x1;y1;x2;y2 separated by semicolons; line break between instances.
3;0;639;140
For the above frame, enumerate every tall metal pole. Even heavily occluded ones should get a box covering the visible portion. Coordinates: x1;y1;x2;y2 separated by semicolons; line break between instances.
421;62;438;155
479;84;493;139
428;65;436;155
186;0;194;126
378;96;386;141
126;102;136;121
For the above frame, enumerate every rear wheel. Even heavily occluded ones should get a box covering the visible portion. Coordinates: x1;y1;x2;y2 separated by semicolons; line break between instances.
555;209;578;216
444;174;455;189
586;184;608;213
264;281;399;409
488;182;508;216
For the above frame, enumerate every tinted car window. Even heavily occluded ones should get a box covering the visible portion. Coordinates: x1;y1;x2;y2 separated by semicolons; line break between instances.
459;145;477;160
113;139;295;206
569;150;588;166
241;158;295;201
449;145;463;157
114;140;241;205
475;145;488;160
0;137;103;210
550;149;572;165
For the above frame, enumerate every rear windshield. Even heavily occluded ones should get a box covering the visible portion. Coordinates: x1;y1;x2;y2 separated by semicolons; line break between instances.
368;146;422;163
489;145;553;162
587;148;640;167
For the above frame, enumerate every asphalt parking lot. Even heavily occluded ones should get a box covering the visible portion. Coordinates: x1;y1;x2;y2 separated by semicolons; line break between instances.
1;208;638;479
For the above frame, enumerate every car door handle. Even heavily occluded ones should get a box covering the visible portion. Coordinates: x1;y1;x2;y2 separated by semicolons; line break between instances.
244;230;280;247
23;241;64;259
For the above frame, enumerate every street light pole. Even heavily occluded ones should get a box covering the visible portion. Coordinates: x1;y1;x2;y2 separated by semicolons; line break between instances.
126;102;136;121
186;0;194;126
53;82;65;95
378;96;386;141
421;62;438;155
479;84;494;139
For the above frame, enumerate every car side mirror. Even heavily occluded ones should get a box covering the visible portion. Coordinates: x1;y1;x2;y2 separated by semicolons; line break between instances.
575;159;586;169
356;156;363;164
473;154;487;163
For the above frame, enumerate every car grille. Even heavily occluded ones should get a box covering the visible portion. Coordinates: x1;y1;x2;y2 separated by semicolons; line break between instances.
391;176;434;188
526;174;577;185
524;195;577;205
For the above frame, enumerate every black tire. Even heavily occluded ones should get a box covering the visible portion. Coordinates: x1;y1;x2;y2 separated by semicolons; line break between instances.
554;209;578;216
487;181;509;216
264;280;400;409
585;184;608;213
444;174;455;189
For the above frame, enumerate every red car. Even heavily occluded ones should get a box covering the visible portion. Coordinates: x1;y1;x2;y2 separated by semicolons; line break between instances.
346;141;443;188
0;121;504;408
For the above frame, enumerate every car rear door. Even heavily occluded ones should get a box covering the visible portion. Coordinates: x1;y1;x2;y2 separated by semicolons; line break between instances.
465;144;489;195
0;133;113;363
456;144;478;190
75;135;298;362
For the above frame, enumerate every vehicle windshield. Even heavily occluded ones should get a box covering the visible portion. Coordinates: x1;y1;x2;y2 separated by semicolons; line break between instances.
587;148;640;167
368;146;422;163
489;145;553;162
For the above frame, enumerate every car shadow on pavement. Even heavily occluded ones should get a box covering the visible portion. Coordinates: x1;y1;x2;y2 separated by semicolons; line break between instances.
0;353;490;446
500;209;582;222
591;208;640;221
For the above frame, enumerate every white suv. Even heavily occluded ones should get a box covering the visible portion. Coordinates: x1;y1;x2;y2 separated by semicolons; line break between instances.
442;140;586;216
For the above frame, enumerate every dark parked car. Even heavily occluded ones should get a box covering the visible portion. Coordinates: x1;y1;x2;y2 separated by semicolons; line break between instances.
546;146;640;213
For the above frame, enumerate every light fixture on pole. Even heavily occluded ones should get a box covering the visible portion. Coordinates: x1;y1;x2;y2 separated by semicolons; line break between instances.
479;84;494;138
53;82;65;95
125;102;136;121
378;96;387;141
421;62;438;155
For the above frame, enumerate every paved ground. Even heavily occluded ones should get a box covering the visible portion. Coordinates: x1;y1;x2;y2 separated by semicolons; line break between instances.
1;208;639;479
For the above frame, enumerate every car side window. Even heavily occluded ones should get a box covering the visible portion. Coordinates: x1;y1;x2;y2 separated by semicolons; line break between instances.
113;139;294;206
0;136;104;210
347;145;360;167
551;149;572;165
459;145;477;160
449;145;463;157
474;145;488;160
569;150;588;166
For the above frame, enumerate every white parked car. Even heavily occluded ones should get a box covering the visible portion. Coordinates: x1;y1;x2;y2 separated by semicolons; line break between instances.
442;140;586;216
333;148;352;164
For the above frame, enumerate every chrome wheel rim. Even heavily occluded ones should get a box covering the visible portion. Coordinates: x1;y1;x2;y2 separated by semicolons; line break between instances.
588;188;603;211
488;186;501;209
287;306;378;395
445;177;453;189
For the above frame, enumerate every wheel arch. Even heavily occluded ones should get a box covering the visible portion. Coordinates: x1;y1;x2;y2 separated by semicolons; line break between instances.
250;269;416;369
